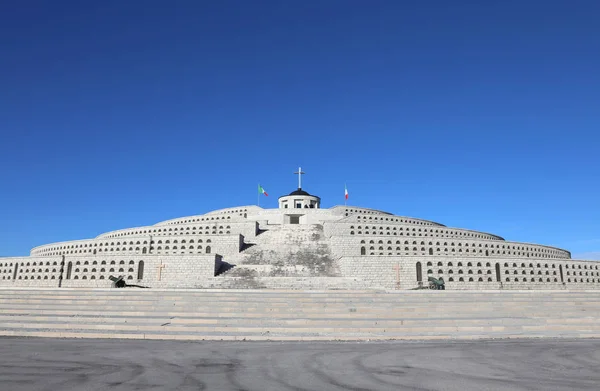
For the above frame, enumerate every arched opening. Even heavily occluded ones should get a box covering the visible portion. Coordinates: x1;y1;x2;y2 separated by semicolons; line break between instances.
206;246;211;254
428;248;433;255
360;247;366;256
93;249;97;255
416;262;422;284
142;247;147;254
485;250;489;256
137;261;144;280
495;263;501;282
66;262;72;280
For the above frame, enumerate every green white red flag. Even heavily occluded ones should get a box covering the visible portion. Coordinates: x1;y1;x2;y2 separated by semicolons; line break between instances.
258;185;268;196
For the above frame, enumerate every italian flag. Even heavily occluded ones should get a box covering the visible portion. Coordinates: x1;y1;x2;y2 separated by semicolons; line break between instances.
258;184;268;196
345;184;349;200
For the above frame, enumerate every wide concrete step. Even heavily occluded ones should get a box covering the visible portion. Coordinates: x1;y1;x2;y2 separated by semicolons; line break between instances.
0;314;597;327
3;321;600;334
1;328;600;342
0;287;600;296
0;289;600;301
3;295;599;302
3;311;597;322
2;294;600;303
3;302;599;310
2;288;599;296
2;302;599;311
2;296;599;304
2;304;599;314
1;289;599;341
2;292;598;299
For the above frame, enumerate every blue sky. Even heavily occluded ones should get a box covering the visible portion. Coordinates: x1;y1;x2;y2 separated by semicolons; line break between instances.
1;1;599;258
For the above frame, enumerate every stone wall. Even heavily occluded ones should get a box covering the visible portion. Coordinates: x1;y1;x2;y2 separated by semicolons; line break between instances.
323;221;503;241
59;254;220;288
248;209;343;225
338;256;600;290
0;256;63;287
154;205;259;225
95;221;258;240
31;234;243;258
0;254;220;289
328;235;570;260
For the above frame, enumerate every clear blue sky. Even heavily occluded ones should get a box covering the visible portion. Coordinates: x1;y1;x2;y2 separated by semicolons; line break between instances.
1;1;599;258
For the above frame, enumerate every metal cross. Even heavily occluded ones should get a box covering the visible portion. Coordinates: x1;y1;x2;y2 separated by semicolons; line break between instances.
157;261;166;281
294;166;305;189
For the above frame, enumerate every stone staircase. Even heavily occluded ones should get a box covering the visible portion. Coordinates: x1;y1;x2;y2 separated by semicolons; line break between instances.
212;224;372;289
1;288;600;341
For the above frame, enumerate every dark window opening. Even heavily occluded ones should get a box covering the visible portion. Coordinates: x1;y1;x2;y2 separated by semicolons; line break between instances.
137;261;144;280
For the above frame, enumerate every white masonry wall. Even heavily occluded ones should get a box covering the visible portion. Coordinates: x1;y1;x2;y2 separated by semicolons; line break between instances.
60;254;221;288
338;256;600;290
0;256;63;287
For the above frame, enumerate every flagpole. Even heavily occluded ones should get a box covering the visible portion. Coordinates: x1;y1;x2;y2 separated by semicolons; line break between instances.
257;184;260;207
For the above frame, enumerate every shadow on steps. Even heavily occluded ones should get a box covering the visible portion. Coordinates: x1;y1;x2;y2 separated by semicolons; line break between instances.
240;243;256;252
215;262;236;276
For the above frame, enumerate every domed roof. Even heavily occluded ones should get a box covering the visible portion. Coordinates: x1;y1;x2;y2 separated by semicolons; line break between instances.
289;188;311;196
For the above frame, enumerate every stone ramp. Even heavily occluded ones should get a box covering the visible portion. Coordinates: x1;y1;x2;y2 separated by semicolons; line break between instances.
0;288;599;341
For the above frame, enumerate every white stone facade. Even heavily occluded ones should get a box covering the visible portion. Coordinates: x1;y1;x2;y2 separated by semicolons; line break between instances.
1;187;598;290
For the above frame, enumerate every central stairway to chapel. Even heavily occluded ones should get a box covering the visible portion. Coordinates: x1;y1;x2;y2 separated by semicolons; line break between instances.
209;224;372;290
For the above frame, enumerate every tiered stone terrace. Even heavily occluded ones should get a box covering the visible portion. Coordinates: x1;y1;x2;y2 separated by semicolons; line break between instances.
1;187;598;290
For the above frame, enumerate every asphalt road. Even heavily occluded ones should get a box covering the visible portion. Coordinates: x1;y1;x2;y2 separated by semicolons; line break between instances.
1;337;599;391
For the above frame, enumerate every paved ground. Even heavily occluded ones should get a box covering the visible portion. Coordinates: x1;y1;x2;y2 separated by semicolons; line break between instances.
1;338;599;391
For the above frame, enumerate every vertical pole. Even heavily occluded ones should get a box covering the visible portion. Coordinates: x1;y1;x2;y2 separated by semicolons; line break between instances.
257;184;260;207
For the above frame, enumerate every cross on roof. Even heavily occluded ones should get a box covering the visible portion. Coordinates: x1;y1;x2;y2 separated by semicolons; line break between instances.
294;166;305;189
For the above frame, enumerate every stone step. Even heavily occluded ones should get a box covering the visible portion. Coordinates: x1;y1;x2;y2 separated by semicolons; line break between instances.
1;291;599;299
12;298;588;304
2;309;597;320
4;308;598;319
0;290;600;299
2;287;598;294
4;301;599;310
0;314;597;327
1;291;598;301
3;300;598;309
1;289;599;341
2;320;600;334
1;328;599;342
2;294;598;301
0;286;600;295
2;300;600;309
